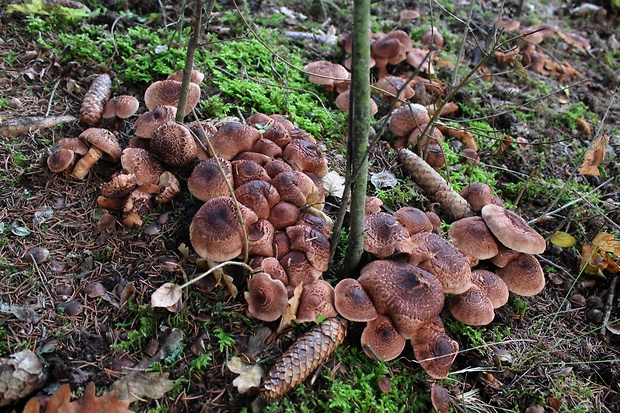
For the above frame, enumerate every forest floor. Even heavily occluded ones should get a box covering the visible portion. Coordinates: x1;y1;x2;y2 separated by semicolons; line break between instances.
1;0;620;412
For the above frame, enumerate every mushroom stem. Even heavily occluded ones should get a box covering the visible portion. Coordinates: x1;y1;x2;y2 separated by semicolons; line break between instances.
398;148;473;221
73;146;103;179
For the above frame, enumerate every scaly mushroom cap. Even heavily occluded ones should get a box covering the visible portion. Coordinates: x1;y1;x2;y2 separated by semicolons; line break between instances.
269;114;295;130
363;212;414;258
154;171;181;204
102;95;140;119
190;196;258;262
187;120;218;160
296;212;332;239
471;269;509;309
232;159;271;188
233;151;272;165
166;69;205;84
47;148;75;172
121;147;165;186
358;260;445;339
481;204;546;255
187;158;233;202
389;104;430;137
373;75;415;102
334;278;378;322
121;188;154;227
272;231;291;260
245;272;288;322
393;206;433;235
143;79;200;113
79;128;122;161
360;314;406;361
234;180;281;220
209;122;262;160
59;137;89;155
448;216;499;260
100;173;137;199
304;60;349;86
289;128;317;144
426;211;442;229
459;182;493;212
425;143;445;168
254;256;288;285
282;139;329;178
296;280;337;323
150;122;197;167
409;232;472;295
252;138;283;159
286;224;330;272
365;196;384;215
411;318;459;379
449;284;495;326
271;171;317;207
279;250;322;287
495;253;545;296
247;219;276;257
263;121;293;148
268;201;300;230
264;158;294;179
134;105;178;138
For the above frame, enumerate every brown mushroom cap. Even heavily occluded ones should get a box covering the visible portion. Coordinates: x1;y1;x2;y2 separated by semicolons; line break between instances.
495;253;545;296
334;278;378;322
363;212;414;258
245;272;288;322
471;269;509;308
282;139;329;178
47;148;75;172
254;256;288;285
79;128;122;161
134;105;178;139
421;26;444;50
166;69;205;84
286;224;330;272
102;95;140;119
304;60;349;86
406;48;435;74
449;284;495;326
426;211;442;229
150;122;197;168
247;219;276;258
394;206;433;235
189;196;258;262
490;243;522;268
187;158;233;202
279;250;322;287
358;260;445;339
389;104;430;137
100;173;137;199
409;232;472;295
231;159;271;188
264;158;294;179
272;231;291;260
481;204;546;255
296;280;337;323
431;383;451;413
121;188;154;227
365;196;384;215
410;318;459;379
271;171;317;207
154;171;181;204
268;201;300;230
373;75;415;102
121;147;165;186
234;180;281;220
143;79;200;114
448;216;499;260
59;137;89;155
252;138;282;159
296;212;331;239
209;122;262;160
408;124;443;147
187;120;218;160
360;314;406;361
459;182;493;212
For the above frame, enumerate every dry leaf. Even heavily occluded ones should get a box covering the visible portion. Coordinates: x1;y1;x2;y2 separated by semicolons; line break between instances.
321;171;345;198
227;356;265;394
111;371;174;403
448;128;478;151
24;382;132;413
277;283;303;333
151;283;183;309
550;231;576;248
580;232;620;275
579;134;609;176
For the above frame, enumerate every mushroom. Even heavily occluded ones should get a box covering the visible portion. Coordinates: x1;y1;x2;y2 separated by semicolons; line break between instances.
495;253;545;296
245;272;288;322
190;196;258;262
431;383;451;413
209;122;262;160
360;314;406;361
279;251;322;287
459;182;493;212
264;158;294;179
363;212;414;258
233;151;272;165
234;180;281;220
408;124;443;148
471;269;509;309
421;26;444;50
282;139;329;178
121;188;154;227
371;30;412;76
150;122;197;168
296;280;337;323
102;95;139;119
47;148;75;173
187;158;233;202
389;104;430;137
100;173;137;199
406;48;435;74
143;79;200;114
72;128;122;180
232;159;271;188
252;138;282;159
286;224;330;272
409;232;472;295
425;143;445;168
268;201;300;230
335;89;378;115
271;171;317;207
247;116;292;148
481;204;546;254
272;231;291;260
166;68;205;84
59;137;89;155
296;212;332;239
358;259;445;339
373;75;415;106
334;278;377;322
304;60;350;91
448;216;499;260
253;256;288;286
393;206;433;235
449;284;496;326
247;219;276;257
490;243;522;268
187;120;218;160
289;128;317;144
154;171;181;204
134;105;178;139
410;318;459;379
365;196;384;215
426;211;442;229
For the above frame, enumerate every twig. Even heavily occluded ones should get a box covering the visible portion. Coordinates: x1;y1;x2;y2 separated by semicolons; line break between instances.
45;79;61;117
179;261;253;289
601;275;617;337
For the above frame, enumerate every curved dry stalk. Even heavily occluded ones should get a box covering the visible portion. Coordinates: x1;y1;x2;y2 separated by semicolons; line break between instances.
398;148;473;221
179;261;254;289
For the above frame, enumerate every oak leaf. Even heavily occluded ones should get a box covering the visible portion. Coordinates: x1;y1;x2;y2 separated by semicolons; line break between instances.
23;382;132;413
579;134;609;176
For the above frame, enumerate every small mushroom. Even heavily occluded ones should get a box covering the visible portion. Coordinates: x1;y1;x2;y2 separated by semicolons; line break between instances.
122;188;154;227
286;224;330;272
373;75;415;106
72;128;122;179
360;314;406;361
449;284;496;326
59;137;89;155
154;171;181;204
143;79;200;114
363;212;414;258
448;216;499;260
247;219;276;257
471;269;509;309
245;272;288;322
166;68;205;84
187;157;233;202
304;60;350;91
234;180;281;220
410;318;458;379
481;204;546;255
279;250;322;287
393;206;433;235
271;171;317;207
100;173;137;199
254;256;288;286
334;278;377;322
296;280;337;323
459;182;493;212
232;159;271;188
134;105;178;139
47;148;75;173
102;95;139;119
421;26;444;50
268;201;300;230
495;253;545;296
389;104;430;137
282;139;329;178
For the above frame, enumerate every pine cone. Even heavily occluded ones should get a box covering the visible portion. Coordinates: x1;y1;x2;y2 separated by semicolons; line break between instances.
0;350;47;406
79;73;112;127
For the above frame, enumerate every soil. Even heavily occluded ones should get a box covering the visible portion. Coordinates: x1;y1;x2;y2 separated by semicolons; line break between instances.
1;0;620;412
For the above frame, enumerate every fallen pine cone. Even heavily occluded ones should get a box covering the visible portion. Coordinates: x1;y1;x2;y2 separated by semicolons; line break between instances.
261;317;348;400
79;73;112;126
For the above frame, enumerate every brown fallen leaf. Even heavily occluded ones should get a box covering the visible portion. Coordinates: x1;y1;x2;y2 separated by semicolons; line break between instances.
277;283;303;334
580;232;620;275
24;382;132;413
111;371;174;403
227;357;265;394
151;282;183;310
579;134;609;176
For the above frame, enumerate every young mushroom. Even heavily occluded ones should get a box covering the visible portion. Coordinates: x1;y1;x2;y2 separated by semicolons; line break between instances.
360;314;406;361
72;128;122;179
410;317;459;379
245;272;288;322
295;280;337;323
47;148;75;173
333;278;378;323
143;79;201;114
481;204;546;255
